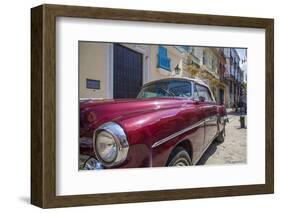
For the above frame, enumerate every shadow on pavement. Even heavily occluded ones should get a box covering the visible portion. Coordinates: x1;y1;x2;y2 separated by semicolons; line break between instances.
227;111;247;116
197;140;223;165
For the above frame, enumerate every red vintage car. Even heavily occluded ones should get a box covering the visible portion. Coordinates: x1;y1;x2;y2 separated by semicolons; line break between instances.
79;77;228;169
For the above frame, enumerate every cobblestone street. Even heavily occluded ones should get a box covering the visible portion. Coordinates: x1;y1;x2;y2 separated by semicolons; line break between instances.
198;111;247;165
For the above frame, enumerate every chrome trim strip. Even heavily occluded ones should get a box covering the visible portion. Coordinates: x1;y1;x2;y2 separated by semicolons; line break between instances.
152;120;205;148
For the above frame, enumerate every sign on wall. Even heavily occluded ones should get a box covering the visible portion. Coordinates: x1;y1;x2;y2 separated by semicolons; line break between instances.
86;79;100;89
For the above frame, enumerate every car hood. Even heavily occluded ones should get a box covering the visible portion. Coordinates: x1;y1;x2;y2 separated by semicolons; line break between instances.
80;98;193;136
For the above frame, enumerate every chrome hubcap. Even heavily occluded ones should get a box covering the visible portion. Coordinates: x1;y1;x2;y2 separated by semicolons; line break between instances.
173;158;189;166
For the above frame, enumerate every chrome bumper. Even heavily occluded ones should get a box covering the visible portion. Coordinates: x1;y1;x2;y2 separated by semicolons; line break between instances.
79;155;104;170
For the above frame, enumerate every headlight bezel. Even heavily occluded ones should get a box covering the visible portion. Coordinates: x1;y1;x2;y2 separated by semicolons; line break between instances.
93;122;129;167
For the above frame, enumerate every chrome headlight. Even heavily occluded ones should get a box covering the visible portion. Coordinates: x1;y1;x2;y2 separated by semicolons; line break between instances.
96;131;118;163
93;122;129;167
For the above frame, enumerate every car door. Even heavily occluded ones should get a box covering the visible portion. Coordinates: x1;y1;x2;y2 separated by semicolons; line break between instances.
194;84;218;148
168;80;205;160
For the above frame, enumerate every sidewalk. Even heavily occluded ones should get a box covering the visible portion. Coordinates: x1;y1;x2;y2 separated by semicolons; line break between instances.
226;108;233;114
226;108;247;114
226;108;247;122
198;112;247;165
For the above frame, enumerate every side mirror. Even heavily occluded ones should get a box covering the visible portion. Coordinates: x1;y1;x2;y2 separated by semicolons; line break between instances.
199;96;205;102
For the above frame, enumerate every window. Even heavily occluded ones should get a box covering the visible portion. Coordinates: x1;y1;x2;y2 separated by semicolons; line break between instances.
137;80;192;98
194;84;214;102
212;59;216;70
169;81;192;97
203;51;207;65
157;46;171;71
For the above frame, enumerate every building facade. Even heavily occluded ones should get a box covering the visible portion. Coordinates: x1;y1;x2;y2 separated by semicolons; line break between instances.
79;42;246;108
179;46;245;107
79;42;184;99
222;48;243;107
185;46;228;104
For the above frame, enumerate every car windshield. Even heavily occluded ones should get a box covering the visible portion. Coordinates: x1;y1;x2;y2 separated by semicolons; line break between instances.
137;80;192;98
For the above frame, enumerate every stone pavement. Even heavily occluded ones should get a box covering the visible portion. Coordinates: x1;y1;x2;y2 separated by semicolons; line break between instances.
198;111;247;165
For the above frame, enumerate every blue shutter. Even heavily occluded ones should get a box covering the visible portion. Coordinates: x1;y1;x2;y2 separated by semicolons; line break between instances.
157;46;171;71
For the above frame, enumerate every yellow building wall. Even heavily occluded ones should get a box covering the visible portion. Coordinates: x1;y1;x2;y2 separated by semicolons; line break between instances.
79;42;109;99
150;45;183;80
79;43;186;99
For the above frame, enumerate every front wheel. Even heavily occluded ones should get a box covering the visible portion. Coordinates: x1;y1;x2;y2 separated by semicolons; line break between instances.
167;147;192;166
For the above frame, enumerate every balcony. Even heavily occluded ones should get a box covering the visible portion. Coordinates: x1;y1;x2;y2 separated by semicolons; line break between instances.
224;72;235;81
201;64;219;79
186;53;201;67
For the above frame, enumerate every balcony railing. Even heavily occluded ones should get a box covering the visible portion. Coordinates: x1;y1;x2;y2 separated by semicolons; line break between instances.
224;72;233;79
186;54;201;66
201;64;219;79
